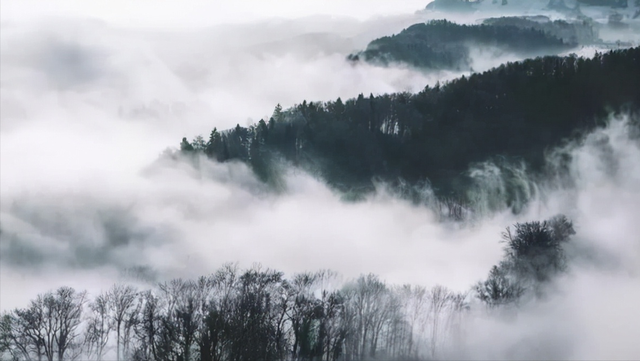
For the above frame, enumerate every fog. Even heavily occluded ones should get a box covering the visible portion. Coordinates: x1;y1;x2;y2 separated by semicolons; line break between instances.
0;0;503;308
454;116;640;359
1;0;640;359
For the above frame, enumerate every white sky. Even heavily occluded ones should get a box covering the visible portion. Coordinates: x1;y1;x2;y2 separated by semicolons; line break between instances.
1;0;433;27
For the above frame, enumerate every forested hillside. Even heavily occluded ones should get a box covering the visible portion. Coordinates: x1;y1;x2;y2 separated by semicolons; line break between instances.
347;20;574;71
181;47;640;209
482;16;598;44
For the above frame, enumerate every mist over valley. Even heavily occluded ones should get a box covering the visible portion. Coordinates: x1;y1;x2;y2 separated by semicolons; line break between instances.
1;1;639;360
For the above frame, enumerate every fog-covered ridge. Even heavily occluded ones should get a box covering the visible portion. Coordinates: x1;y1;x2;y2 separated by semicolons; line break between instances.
179;47;640;212
348;19;577;71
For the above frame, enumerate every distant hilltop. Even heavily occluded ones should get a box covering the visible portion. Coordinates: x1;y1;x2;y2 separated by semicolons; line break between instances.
425;0;482;12
548;0;631;9
576;0;628;8
424;0;631;11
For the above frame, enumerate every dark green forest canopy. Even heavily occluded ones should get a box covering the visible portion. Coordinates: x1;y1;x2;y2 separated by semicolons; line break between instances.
183;47;640;208
347;19;578;71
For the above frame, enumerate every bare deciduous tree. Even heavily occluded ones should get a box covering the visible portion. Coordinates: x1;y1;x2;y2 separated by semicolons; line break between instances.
428;285;453;359
84;293;112;360
107;284;138;361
